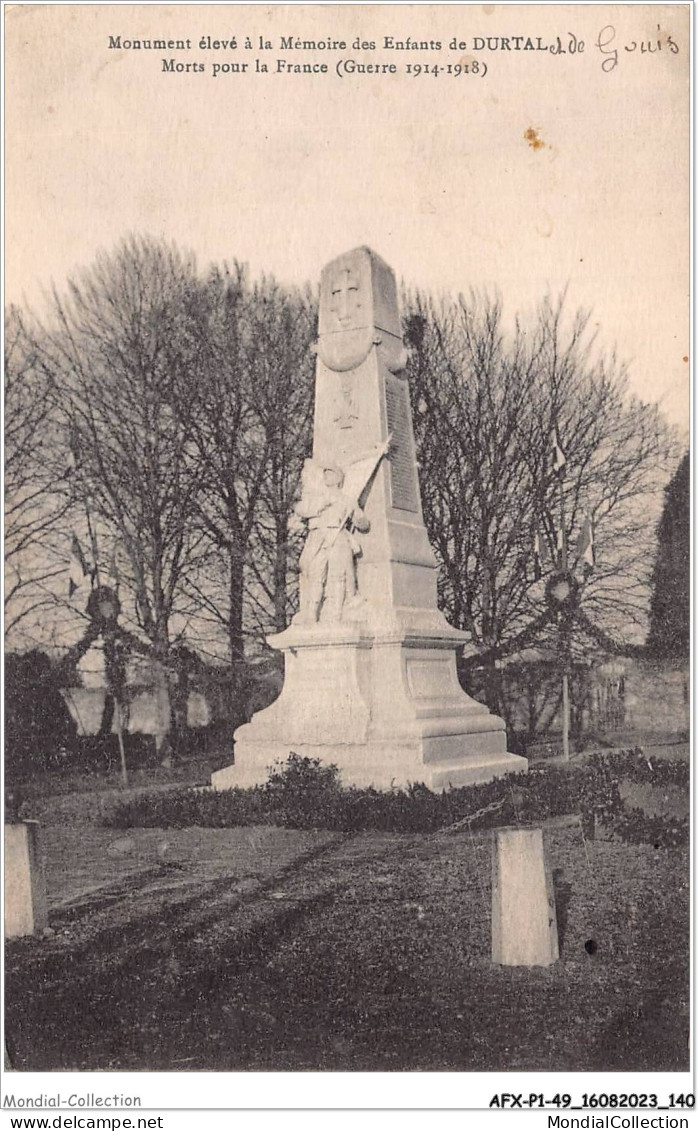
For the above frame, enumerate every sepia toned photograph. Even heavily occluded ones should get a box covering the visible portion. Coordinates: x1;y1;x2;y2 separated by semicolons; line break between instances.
3;0;691;1090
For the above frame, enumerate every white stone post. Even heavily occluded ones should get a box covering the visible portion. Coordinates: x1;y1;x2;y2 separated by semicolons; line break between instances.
492;826;559;966
4;821;48;938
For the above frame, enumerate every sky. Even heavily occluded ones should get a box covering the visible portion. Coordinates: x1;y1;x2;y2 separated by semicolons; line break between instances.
5;2;690;427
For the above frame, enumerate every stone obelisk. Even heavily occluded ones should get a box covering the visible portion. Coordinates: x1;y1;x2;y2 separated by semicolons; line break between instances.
212;247;526;791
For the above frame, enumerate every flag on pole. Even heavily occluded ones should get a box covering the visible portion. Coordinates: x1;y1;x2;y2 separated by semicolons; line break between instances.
556;526;566;569
107;540;122;594
68;534;91;597
533;530;550;581
576;515;595;570
67;427;83;475
552;428;567;476
342;435;393;507
327;438;393;552
533;531;542;581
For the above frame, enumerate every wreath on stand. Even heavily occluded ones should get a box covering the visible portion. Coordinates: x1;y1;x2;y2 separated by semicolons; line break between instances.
58;587;152;781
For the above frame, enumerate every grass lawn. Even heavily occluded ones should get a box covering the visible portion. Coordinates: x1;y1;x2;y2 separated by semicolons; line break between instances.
5;762;689;1072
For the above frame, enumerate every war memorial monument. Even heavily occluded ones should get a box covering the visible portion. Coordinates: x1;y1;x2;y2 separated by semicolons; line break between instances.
213;247;527;791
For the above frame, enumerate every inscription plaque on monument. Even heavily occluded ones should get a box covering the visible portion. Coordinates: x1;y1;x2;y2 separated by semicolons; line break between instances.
385;377;419;513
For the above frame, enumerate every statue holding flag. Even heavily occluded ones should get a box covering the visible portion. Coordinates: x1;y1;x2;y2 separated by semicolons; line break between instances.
293;438;391;625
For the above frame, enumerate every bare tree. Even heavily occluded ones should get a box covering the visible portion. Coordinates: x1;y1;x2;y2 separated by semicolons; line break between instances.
527;295;678;645
173;267;315;680
31;235;208;754
244;278;316;635
11;242;316;740
4;307;74;645
169;261;268;690
406;289;680;675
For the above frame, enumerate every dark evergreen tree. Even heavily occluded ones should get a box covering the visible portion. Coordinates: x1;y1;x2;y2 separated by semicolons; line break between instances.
5;651;77;778
646;452;690;659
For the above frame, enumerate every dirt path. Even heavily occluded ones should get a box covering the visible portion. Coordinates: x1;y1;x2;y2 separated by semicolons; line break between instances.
39;825;339;908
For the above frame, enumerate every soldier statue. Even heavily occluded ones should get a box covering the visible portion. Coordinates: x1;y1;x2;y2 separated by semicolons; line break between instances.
292;459;370;625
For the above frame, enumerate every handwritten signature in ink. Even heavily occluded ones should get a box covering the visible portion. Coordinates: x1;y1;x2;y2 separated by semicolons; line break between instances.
595;24;680;72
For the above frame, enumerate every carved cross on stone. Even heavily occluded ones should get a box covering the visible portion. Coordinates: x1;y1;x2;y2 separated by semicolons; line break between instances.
334;408;358;429
329;268;362;329
333;376;359;429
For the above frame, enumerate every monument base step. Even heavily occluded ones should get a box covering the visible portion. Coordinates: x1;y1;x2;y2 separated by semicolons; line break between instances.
211;743;527;793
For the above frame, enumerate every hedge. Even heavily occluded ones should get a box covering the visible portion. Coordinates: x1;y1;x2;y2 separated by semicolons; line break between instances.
104;748;688;847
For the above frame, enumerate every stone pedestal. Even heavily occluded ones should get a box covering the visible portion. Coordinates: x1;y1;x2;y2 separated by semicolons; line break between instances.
4;821;48;938
213;247;526;793
213;621;520;791
491;827;559;967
